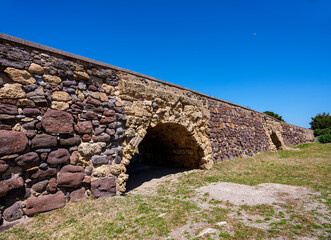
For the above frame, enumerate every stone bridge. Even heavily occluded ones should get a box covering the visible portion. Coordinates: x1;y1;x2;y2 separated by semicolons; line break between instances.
0;33;313;225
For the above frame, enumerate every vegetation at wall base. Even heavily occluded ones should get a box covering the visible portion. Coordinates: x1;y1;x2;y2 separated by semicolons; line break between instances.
263;111;285;122
318;133;331;143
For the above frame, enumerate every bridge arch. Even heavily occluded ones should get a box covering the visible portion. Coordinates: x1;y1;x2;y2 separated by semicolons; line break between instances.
262;118;286;151
137;122;203;169
116;73;214;192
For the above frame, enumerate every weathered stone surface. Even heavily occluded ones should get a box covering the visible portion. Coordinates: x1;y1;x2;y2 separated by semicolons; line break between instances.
70;188;87;202
47;149;70;166
78;81;86;90
75;71;89;80
4;67;36;85
23;84;38;92
70;151;79;165
101;84;114;95
47;177;57;192
30;168;57;179
0;103;18;114
0;114;16;120
39;162;48;169
82;134;91;142
106;128;115;135
99;92;108;102
28;63;44;74
51;101;69;110
0;57;24;69
26;87;47;106
74;121;93;134
31;134;57;149
51;91;71;102
103;110;115;117
41;109;74;134
0;160;8;174
97;133;111;142
15;152;40;170
92;155;109;165
62;80;77;86
57;165;85;188
86;97;101;106
91;176;116;198
76;89;84;101
70;103;83;113
80;111;98;120
0;83;26;99
43;74;61;84
100;117;115;124
17;98;36;107
0;175;24;197
22;120;38;130
94;125;106;135
3;203;22;222
0;153;19;160
25;130;36;139
88;85;98;91
24;191;66;216
22;108;41;117
83;175;91;183
32;179;48;193
78;142;106;156
59;136;81;147
0;130;28;156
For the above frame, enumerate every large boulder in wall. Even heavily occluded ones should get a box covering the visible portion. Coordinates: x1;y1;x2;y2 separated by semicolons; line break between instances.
0;130;28;156
24;191;66;216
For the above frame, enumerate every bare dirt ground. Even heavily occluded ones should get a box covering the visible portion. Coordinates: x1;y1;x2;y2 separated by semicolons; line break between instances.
127;167;330;239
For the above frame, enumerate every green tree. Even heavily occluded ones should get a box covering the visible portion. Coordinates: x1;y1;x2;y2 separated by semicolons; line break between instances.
263;111;285;122
310;113;331;143
310;112;331;132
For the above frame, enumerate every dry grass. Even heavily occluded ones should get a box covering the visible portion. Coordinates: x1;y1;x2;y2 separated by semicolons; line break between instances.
1;142;330;239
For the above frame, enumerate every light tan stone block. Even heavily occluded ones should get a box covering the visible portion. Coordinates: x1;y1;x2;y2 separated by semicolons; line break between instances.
51;91;71;102
43;74;62;84
51;101;69;110
75;71;90;80
0;83;26;99
4;67;36;85
28;63;44;74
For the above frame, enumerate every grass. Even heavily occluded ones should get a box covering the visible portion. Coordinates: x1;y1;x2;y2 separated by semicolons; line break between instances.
1;142;330;239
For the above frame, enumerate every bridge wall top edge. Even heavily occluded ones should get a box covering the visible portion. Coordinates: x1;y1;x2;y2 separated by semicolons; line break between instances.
0;33;310;131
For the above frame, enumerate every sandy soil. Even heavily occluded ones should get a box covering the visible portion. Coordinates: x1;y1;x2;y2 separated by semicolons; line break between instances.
127;167;330;239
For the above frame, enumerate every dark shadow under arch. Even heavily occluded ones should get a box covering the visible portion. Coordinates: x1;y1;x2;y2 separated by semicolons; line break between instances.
270;131;282;150
125;123;203;192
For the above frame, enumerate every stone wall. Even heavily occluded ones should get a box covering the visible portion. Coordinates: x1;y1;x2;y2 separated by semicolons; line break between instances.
0;34;314;227
281;123;314;146
0;39;125;225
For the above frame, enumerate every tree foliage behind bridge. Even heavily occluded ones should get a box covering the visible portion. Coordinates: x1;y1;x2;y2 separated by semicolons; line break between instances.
263;111;285;122
310;113;331;143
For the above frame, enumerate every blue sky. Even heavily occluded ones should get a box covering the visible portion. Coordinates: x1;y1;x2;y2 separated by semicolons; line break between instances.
1;0;330;128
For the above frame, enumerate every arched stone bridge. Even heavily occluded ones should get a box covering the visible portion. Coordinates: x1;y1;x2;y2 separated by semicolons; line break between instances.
0;34;313;224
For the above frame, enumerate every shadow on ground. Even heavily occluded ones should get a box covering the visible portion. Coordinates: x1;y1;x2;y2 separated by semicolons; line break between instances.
125;163;189;193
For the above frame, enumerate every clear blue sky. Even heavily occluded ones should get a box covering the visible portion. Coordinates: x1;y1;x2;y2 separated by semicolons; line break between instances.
1;0;330;128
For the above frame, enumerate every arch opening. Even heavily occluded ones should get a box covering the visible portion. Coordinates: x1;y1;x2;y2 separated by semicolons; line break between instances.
125;123;203;192
270;131;282;150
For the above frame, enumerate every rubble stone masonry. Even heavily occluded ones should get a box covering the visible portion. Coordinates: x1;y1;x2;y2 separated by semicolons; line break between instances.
0;34;314;226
